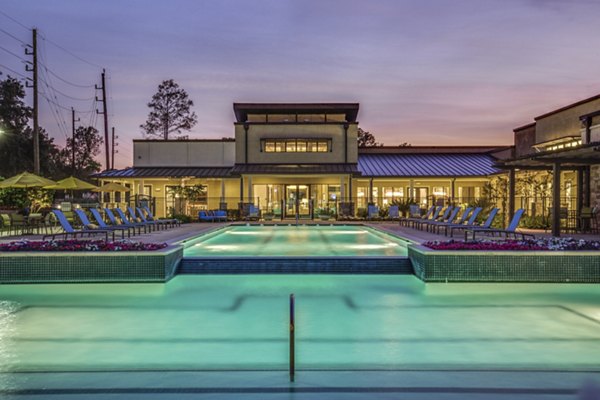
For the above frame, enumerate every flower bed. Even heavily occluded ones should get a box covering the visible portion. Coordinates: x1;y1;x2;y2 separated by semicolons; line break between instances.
424;238;600;251
0;239;167;252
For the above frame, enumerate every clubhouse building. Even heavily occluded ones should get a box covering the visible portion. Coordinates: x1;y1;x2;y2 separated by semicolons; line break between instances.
95;98;600;235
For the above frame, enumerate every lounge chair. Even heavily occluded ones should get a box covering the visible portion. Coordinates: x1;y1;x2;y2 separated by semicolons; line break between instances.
75;209;128;239
466;208;534;240
412;206;448;229
133;207;169;230
244;205;260;221
400;205;438;228
142;206;180;227
399;205;429;226
44;209;111;241
388;205;400;220
89;208;135;237
445;207;483;236
449;208;498;238
367;205;380;220
113;208;150;233
199;210;214;222
430;207;472;234
421;206;461;232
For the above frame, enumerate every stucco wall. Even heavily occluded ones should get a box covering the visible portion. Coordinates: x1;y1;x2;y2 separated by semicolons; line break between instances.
234;123;358;164
535;98;600;144
133;141;235;167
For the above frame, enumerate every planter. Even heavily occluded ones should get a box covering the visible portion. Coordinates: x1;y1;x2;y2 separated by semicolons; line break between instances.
408;244;600;283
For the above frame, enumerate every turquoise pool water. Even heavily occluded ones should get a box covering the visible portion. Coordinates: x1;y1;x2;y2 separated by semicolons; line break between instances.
183;225;409;257
1;275;599;374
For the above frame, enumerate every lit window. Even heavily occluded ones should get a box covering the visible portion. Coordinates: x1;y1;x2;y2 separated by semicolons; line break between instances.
262;139;330;153
296;140;307;152
286;140;297;152
317;141;329;152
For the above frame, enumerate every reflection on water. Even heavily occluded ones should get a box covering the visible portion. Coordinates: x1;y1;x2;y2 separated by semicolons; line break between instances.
0;301;19;390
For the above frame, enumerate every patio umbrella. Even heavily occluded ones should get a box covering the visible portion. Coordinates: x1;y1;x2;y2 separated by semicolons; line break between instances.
0;172;56;188
92;182;131;192
44;176;98;191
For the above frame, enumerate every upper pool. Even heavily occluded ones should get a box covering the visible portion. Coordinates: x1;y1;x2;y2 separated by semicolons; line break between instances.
183;225;409;257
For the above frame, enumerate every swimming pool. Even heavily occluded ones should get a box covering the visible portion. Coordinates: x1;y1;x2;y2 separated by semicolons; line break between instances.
183;225;409;257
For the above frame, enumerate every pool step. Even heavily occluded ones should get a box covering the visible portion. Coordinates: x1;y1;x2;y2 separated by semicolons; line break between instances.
177;257;414;274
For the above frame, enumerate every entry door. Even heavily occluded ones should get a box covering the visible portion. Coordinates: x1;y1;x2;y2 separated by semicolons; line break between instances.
285;185;310;218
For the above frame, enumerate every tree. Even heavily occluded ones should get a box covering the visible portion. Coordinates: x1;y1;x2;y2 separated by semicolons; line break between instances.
0;76;32;176
357;127;381;147
60;126;103;178
140;79;197;140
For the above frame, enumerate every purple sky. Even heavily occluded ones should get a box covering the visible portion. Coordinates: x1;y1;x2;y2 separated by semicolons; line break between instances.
1;0;600;168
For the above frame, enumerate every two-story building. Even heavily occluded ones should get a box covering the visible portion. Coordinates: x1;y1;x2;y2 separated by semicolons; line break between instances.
94;103;510;219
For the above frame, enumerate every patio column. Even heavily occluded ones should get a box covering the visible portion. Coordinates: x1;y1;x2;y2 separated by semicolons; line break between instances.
368;178;373;205
220;179;226;202
247;176;253;204
508;168;515;224
340;176;346;201
552;162;561;237
450;178;456;205
239;177;244;201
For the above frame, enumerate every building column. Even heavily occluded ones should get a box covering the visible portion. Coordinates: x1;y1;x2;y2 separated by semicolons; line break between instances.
450;178;456;205
220;179;226;202
247;176;253;204
239;177;244;202
368;178;373;205
340;176;346;201
508;168;516;225
552;163;561;237
409;179;414;200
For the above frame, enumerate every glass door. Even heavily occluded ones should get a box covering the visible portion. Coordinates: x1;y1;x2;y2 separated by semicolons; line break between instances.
285;185;310;218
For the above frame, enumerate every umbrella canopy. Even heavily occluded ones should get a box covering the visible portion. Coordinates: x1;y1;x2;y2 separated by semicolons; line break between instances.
93;182;131;192
44;176;98;191
0;172;56;189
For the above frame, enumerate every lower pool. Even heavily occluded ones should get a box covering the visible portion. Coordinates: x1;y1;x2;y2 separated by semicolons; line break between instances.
182;225;409;257
1;275;599;373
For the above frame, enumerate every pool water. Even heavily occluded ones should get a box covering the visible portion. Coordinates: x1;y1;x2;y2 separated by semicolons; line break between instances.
183;225;409;257
1;275;599;373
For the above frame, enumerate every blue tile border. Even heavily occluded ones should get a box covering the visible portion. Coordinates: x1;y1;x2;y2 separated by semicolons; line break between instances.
408;244;600;283
0;246;183;284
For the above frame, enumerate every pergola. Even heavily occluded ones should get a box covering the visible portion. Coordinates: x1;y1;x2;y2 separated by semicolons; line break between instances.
498;141;600;236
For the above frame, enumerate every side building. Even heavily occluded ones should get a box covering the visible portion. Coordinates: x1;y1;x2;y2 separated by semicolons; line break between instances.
94;103;511;219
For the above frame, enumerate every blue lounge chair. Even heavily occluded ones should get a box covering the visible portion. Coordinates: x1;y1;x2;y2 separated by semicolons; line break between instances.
399;205;432;226
388;205;400;220
445;207;483;236
75;209;128;239
44;209;110;241
89;208;134;237
113;208;151;233
367;205;380;220
134;207;169;230
467;208;534;240
431;207;472;234
142;206;180;227
421;206;461;232
449;208;498;237
414;206;447;230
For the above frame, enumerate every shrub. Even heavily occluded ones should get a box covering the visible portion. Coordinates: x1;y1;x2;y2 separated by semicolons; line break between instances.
0;239;168;252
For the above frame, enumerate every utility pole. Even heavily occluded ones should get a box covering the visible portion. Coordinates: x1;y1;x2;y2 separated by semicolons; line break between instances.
95;69;110;170
25;28;39;174
71;108;80;174
111;127;116;170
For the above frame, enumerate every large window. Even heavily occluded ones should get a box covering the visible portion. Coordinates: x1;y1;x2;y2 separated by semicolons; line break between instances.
262;139;331;153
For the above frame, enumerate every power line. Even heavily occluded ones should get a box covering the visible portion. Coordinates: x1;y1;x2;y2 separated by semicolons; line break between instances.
0;44;28;62
38;76;95;101
0;27;29;46
39;32;103;69
0;10;30;31
0;63;30;80
40;63;95;88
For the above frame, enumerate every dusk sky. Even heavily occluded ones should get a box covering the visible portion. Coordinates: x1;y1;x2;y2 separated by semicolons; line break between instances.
1;0;600;168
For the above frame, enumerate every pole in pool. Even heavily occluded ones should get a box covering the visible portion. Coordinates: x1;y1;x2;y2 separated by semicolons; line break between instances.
289;293;295;382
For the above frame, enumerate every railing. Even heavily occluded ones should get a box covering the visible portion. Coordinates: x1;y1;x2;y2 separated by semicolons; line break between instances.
289;293;295;382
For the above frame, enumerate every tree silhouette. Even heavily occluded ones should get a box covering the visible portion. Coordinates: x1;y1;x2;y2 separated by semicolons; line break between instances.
140;79;197;140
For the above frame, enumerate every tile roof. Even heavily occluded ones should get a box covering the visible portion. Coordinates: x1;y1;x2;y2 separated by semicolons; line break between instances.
357;153;502;177
93;167;233;178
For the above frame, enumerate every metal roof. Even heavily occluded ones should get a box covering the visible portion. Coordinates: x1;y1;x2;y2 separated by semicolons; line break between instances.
93;167;233;178
357;153;502;177
231;164;359;175
233;103;359;123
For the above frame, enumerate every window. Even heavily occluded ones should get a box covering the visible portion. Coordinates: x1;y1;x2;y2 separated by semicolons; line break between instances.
262;139;331;152
247;114;267;122
268;114;296;123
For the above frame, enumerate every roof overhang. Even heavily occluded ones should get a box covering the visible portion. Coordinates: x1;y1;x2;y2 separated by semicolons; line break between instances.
498;141;600;169
233;103;359;123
